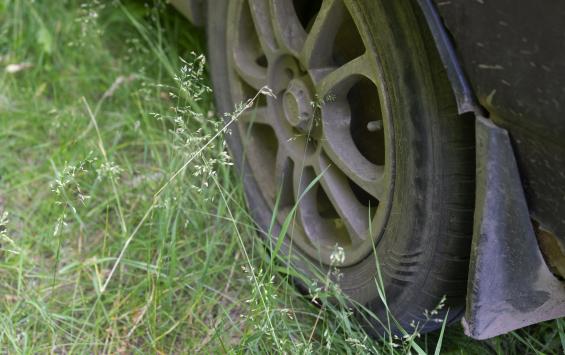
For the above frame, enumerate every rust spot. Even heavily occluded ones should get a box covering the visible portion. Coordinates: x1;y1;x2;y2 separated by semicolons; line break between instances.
533;221;565;279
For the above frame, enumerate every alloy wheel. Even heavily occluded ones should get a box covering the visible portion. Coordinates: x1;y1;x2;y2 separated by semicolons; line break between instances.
226;0;394;266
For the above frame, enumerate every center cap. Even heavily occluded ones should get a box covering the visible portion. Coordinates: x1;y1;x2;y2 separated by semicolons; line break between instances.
282;79;314;131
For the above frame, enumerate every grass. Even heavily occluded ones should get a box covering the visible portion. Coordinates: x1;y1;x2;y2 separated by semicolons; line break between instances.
0;0;563;353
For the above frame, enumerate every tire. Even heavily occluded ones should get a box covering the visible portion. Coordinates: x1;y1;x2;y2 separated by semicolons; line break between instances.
207;0;475;335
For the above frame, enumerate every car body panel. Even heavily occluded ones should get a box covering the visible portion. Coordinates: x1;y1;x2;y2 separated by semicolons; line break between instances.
431;0;565;246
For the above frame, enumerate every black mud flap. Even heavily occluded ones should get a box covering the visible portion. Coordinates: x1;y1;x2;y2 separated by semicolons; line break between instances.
463;117;565;340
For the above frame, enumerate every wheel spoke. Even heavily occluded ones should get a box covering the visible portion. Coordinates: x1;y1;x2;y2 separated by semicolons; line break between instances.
248;0;277;56
320;104;385;200
315;54;373;96
232;52;268;91
315;155;370;245
239;106;271;125
292;164;336;246
270;0;307;56
301;0;344;69
232;1;269;91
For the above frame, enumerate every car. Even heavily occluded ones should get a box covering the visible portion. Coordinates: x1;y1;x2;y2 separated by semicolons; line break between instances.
171;0;565;339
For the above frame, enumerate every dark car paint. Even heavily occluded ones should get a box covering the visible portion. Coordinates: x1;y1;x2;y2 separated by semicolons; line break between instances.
431;0;565;246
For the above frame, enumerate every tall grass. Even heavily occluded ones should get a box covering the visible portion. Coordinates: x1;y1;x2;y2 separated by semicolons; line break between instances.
0;0;562;353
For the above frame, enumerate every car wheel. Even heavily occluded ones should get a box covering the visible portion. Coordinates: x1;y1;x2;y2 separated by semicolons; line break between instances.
207;0;475;334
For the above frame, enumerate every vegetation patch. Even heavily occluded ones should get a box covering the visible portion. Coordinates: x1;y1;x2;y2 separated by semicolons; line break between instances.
0;0;562;353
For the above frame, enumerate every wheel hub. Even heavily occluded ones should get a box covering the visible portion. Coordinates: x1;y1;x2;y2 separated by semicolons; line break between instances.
282;79;314;132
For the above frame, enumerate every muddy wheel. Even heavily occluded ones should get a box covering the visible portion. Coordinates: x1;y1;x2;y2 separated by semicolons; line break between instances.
207;0;475;334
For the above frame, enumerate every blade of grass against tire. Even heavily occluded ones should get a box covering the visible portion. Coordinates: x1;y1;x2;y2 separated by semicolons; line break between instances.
434;310;449;355
271;166;329;261
267;175;284;257
558;319;565;353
